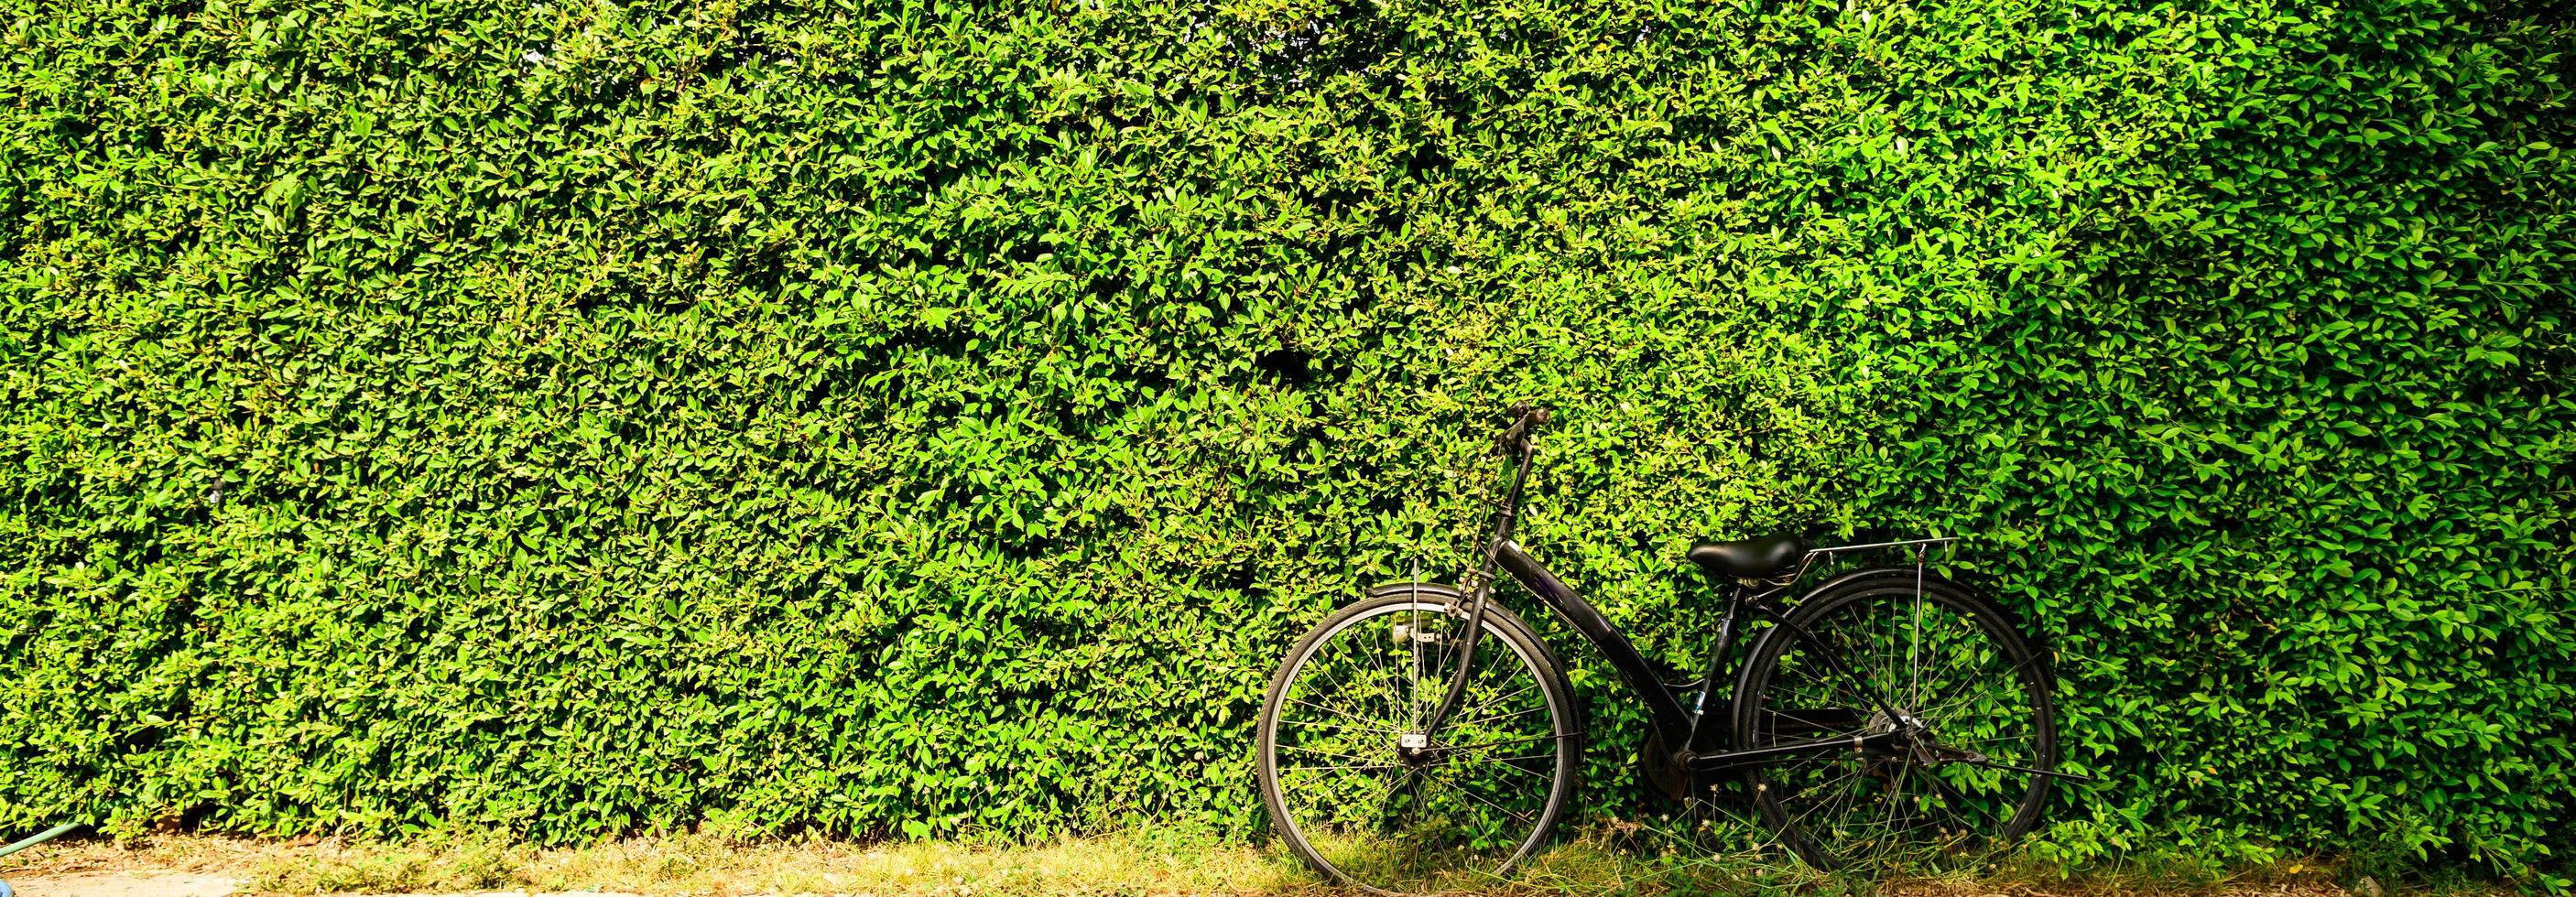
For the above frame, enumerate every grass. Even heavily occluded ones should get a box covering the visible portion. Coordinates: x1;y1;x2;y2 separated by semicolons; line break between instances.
0;823;2481;897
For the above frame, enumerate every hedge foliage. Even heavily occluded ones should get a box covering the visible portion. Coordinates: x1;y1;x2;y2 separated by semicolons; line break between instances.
3;0;2571;877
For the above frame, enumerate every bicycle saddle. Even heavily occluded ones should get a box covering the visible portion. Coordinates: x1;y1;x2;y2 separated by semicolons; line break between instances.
1688;535;1810;579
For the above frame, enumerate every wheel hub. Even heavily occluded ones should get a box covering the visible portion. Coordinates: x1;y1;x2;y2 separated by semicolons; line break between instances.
1867;708;1988;768
1397;731;1442;765
1858;709;1913;775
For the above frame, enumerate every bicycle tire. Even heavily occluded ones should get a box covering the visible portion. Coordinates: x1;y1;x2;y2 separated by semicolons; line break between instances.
1257;588;1582;893
1730;572;2059;871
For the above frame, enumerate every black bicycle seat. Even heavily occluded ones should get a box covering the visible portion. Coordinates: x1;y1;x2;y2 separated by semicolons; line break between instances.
1688;535;1810;579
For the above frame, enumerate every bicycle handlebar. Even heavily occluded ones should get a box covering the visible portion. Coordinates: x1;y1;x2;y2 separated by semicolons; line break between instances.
1498;403;1550;455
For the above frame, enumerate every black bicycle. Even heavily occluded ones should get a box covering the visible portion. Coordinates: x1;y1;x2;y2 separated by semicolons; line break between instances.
1255;405;2081;892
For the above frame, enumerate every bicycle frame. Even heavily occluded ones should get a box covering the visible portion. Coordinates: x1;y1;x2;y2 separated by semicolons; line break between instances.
1424;410;1951;770
1494;541;1929;767
1492;539;1699;750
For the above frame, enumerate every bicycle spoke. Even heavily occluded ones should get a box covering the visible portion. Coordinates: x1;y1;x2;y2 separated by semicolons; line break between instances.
1918;763;2005;836
1419;769;1536;826
1446;681;1536;729
1260;598;1571;892
1408;607;1427;730
1278;743;1396;765
1916;652;2047;721
1284;697;1398;733
1443;732;1560;754
1745;581;2055;872
1446;702;1549;731
1909;558;1925;708
1300;640;1386;737
1462;754;1558;782
1278;762;1408;773
1278;717;1405;737
1364;615;1408;732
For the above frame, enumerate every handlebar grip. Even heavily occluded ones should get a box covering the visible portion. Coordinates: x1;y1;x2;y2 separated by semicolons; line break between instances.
1497;404;1548;454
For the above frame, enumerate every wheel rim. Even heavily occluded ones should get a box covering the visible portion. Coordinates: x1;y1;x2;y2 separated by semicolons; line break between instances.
1745;585;2054;871
1262;600;1572;892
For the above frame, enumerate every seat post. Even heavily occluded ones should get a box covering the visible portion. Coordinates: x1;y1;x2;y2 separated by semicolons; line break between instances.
1683;583;1752;753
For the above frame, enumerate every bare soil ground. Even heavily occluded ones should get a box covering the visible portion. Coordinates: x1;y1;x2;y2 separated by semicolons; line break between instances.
6;871;244;897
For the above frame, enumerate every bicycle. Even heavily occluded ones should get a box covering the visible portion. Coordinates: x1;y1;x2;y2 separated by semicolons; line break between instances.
1255;404;2083;892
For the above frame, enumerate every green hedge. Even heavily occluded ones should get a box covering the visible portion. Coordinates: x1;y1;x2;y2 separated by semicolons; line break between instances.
3;0;2571;877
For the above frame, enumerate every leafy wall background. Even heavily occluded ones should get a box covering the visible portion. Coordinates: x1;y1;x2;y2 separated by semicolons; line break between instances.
1;0;2569;876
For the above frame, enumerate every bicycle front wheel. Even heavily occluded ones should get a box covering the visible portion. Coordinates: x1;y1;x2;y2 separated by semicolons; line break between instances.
1732;573;2059;871
1257;589;1581;893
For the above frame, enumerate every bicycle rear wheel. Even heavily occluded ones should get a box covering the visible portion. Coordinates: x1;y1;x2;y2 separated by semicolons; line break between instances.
1257;589;1581;893
1732;574;2058;871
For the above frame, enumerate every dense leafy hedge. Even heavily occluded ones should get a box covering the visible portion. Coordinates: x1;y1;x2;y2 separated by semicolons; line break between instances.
4;0;2571;877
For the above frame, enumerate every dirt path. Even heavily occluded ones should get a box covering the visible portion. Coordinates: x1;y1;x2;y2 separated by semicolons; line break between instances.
4;874;658;897
0;870;2376;897
0;833;2386;897
5;871;241;897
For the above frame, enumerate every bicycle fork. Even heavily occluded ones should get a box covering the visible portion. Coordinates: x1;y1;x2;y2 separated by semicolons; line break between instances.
1411;546;1504;754
1413;416;1541;749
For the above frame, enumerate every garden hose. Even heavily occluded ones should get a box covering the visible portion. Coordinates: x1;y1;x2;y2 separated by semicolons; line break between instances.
0;822;81;897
